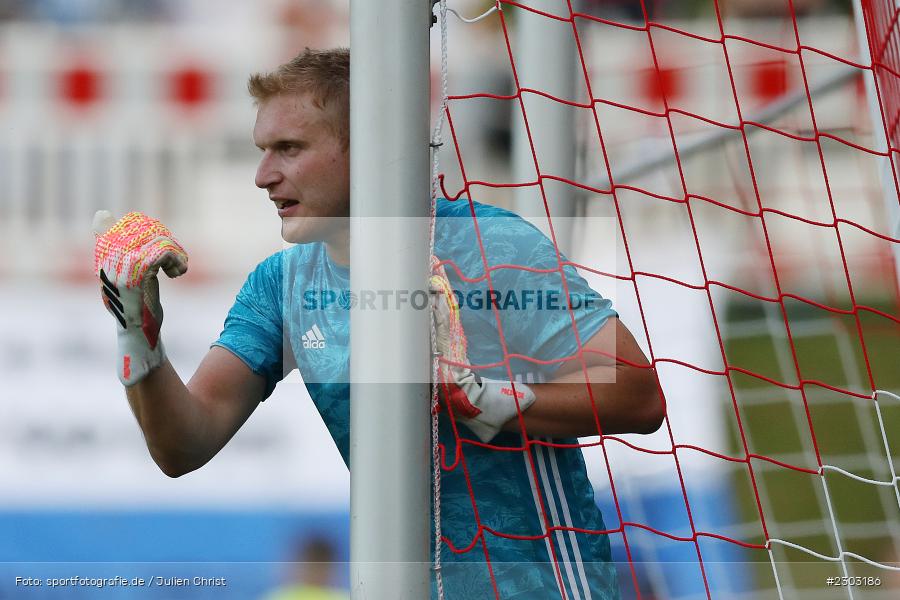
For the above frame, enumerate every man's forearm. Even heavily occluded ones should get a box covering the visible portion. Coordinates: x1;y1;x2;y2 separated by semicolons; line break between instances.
503;364;663;438
125;359;215;477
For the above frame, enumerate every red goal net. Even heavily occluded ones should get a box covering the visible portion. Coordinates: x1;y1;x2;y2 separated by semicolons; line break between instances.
432;0;900;598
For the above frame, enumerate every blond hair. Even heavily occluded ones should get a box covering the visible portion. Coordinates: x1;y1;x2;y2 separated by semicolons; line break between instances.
248;47;349;147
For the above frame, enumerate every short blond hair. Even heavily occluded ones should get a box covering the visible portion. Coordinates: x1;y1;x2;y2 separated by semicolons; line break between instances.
248;47;349;147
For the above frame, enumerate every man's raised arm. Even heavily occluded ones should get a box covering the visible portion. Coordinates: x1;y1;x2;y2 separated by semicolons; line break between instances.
125;348;265;477
94;211;265;477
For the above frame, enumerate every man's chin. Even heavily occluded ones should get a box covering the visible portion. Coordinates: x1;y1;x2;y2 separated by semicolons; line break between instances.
280;223;309;245
280;218;317;245
281;231;314;245
281;216;347;246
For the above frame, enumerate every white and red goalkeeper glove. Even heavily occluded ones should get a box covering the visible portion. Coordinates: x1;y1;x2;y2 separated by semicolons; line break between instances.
93;210;188;386
430;260;535;443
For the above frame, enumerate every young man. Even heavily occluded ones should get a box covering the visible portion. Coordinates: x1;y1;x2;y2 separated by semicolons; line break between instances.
94;48;663;599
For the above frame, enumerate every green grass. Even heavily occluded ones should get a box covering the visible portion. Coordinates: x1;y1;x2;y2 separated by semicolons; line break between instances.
722;298;900;594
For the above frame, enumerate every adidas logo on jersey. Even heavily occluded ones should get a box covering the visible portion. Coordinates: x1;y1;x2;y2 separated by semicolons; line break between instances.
302;324;326;349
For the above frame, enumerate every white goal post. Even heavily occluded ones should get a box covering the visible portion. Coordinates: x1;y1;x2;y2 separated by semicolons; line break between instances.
349;0;432;599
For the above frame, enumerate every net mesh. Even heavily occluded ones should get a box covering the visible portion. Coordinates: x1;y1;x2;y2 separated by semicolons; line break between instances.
432;0;900;598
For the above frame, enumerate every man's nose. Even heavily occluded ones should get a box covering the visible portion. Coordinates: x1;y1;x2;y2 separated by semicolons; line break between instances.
255;152;282;189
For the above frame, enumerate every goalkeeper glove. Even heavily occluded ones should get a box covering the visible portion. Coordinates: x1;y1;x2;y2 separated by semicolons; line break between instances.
93;210;188;386
430;259;535;443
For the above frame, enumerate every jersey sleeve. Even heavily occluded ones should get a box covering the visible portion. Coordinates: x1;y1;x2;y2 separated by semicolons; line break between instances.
212;252;286;400
481;213;617;372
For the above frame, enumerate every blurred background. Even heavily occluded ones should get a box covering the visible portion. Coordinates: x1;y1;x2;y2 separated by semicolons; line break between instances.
1;0;899;598
0;1;353;598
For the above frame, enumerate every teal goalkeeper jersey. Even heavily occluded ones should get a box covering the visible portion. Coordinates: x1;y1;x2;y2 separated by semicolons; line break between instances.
214;199;621;600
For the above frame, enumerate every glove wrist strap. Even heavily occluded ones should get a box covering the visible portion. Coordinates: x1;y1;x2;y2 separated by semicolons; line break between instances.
116;336;166;387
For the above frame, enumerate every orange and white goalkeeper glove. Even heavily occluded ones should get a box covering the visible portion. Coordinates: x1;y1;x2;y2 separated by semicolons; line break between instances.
93;210;188;386
430;260;535;443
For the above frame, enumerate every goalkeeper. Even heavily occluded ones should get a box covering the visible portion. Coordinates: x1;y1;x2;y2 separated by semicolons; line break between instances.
94;48;663;599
